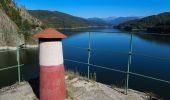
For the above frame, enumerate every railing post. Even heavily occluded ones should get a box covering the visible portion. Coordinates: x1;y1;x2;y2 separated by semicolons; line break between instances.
88;32;91;80
16;32;21;84
126;32;133;94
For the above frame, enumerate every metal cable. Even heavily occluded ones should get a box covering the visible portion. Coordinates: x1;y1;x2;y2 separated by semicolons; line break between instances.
0;64;24;71
64;59;127;74
64;58;170;84
129;72;170;84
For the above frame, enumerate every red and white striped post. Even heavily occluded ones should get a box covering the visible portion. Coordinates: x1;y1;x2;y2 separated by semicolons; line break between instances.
34;28;67;100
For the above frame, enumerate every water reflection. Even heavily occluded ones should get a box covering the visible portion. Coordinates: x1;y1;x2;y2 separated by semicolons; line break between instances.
134;33;170;45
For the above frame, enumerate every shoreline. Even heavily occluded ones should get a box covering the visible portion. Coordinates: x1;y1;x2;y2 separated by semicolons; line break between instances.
0;45;38;51
57;26;109;30
114;28;170;34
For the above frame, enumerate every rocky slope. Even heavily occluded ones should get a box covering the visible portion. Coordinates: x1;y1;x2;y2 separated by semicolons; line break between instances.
0;9;24;48
0;0;42;48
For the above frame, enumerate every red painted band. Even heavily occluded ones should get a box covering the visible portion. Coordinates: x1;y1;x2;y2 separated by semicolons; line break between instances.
40;64;66;100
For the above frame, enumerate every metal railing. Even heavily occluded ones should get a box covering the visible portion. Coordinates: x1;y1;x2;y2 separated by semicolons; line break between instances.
0;29;170;96
62;31;170;95
0;30;24;84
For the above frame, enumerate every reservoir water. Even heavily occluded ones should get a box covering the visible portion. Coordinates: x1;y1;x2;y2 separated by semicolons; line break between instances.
0;28;170;99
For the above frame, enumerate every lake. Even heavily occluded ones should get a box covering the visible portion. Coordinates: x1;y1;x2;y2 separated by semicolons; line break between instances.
0;28;170;99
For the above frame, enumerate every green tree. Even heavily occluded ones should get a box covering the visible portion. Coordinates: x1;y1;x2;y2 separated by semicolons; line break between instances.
20;20;32;46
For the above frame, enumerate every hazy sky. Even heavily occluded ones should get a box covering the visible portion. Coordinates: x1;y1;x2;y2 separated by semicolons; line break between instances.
15;0;170;18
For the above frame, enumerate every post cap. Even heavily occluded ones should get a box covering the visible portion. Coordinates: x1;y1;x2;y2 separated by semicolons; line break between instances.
34;28;67;39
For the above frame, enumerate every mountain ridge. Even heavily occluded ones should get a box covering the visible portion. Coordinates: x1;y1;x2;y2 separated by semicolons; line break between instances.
29;10;141;28
87;16;141;26
29;10;90;28
115;12;170;33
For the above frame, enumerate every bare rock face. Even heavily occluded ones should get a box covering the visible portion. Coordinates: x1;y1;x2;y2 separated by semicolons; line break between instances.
0;9;24;47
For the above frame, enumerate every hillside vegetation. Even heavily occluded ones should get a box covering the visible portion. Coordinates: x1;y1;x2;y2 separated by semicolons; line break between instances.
29;10;141;28
116;12;170;33
29;10;90;28
0;0;43;47
0;0;42;31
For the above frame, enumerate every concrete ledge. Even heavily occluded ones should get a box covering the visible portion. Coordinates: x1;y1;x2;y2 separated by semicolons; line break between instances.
0;82;38;100
65;72;151;100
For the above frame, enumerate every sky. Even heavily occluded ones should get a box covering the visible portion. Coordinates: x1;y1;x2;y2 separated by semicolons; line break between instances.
15;0;170;18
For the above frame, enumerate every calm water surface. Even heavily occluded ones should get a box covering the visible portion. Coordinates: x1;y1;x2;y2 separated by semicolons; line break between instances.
0;28;170;99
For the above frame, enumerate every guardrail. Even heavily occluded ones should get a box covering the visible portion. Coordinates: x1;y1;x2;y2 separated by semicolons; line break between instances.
0;29;170;96
62;31;170;95
0;30;22;84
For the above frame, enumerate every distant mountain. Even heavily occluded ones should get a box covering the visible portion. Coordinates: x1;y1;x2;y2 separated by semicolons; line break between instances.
108;17;141;25
115;12;170;33
103;17;117;21
29;10;90;28
87;18;108;26
87;17;141;26
102;17;117;24
29;10;141;28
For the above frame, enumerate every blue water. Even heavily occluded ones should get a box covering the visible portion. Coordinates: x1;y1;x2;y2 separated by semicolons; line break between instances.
0;28;170;99
63;28;170;99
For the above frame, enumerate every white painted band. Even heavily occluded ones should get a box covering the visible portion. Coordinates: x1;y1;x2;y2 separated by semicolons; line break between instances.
39;41;63;66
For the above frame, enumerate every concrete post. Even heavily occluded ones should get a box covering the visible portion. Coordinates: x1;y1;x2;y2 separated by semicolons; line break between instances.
34;28;67;100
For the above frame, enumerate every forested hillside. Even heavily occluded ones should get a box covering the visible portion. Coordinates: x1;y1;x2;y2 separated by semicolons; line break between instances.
115;12;170;33
29;10;90;28
29;10;141;28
